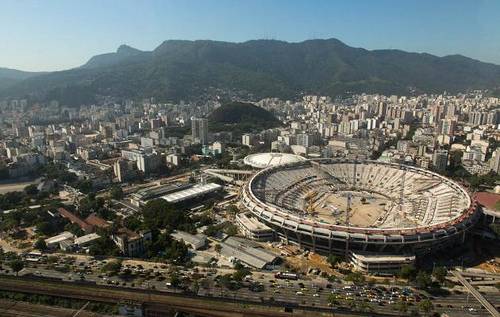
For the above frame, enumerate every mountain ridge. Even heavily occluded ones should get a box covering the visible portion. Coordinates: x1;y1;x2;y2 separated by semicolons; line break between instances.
0;67;46;91
2;38;500;105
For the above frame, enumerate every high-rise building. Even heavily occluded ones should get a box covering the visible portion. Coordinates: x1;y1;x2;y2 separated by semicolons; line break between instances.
439;119;456;136
191;117;208;145
242;134;255;147
490;148;500;174
432;150;448;172
296;133;314;147
137;152;161;174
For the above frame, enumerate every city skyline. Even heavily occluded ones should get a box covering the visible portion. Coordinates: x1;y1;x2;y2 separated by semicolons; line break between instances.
1;0;500;71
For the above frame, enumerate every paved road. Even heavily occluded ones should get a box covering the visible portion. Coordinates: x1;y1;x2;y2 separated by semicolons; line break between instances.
452;270;500;317
5;263;496;316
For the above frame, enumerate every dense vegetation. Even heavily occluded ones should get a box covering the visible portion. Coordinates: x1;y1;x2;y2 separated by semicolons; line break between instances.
208;101;281;134
3;39;500;104
0;290;117;314
122;199;201;263
0;67;44;90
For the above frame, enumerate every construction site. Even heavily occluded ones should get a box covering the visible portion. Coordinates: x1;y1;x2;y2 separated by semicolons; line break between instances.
241;159;481;264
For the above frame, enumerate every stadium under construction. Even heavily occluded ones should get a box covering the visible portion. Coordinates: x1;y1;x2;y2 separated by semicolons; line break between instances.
236;158;480;271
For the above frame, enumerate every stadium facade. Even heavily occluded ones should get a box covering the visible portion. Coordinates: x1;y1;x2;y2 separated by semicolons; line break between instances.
241;159;480;259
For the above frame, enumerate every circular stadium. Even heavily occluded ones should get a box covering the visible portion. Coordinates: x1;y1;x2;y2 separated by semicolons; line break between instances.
241;159;480;256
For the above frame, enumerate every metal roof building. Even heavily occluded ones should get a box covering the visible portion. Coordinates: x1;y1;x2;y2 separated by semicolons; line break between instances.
219;237;279;269
161;183;222;204
74;233;101;247
171;231;207;250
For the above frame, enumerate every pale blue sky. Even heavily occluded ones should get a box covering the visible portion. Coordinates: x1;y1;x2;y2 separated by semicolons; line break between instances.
1;0;499;71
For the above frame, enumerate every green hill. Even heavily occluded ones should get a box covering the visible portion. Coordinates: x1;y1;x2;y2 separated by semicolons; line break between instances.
208;102;281;133
0;67;44;91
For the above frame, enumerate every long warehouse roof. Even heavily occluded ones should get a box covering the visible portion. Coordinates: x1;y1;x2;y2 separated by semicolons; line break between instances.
161;182;222;203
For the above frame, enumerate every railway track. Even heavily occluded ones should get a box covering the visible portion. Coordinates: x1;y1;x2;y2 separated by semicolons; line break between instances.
0;299;108;317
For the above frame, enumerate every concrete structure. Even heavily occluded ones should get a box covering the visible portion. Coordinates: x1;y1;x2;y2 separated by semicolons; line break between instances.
241;159;479;262
191;117;208;145
121;149;161;174
236;212;274;241
171;231;207;250
44;231;75;249
350;251;415;274
74;233;101;247
112;229;152;257
219;237;279;269
432;149;448;172
130;183;192;207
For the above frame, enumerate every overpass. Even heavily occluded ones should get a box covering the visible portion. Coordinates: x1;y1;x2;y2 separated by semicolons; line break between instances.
451;270;500;317
204;168;254;185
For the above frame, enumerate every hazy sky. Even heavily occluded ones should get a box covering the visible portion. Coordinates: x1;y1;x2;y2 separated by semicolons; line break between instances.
1;0;500;71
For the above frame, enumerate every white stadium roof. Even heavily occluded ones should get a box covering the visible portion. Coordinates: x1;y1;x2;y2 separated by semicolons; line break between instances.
243;152;306;169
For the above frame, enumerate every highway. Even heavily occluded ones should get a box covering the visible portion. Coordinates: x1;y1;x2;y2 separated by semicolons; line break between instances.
2;263;497;316
0;275;397;317
1;256;498;317
452;270;500;317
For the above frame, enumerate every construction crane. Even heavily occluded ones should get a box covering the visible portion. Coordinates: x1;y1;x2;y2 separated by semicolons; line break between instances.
352;160;357;189
399;166;406;216
345;192;352;227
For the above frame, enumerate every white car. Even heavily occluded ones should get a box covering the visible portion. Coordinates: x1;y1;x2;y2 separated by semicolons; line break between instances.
313;293;320;297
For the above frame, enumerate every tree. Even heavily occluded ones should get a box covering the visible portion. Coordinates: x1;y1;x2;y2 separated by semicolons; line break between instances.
327;255;342;267
110;186;124;200
226;204;239;215
89;237;120;256
34;238;47;251
224;223;239;236
24;184;39;196
395;300;408;313
418;299;433;315
432;266;447;284
415;271;432;289
169;271;181;288
165;240;189;264
327;293;339;306
192;280;200;294
345;272;365;285
8;259;24;276
142;199;187;230
102;260;122;275
214;244;222;253
399;265;417;280
76;180;93;194
232;263;251;282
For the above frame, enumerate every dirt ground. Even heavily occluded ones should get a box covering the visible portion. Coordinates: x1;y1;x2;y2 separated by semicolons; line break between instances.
0;178;41;194
311;190;387;227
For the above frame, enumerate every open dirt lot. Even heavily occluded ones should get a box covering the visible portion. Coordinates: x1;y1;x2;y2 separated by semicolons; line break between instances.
310;190;388;227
